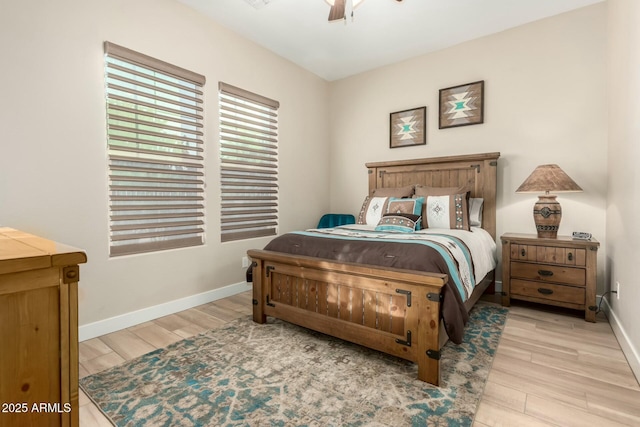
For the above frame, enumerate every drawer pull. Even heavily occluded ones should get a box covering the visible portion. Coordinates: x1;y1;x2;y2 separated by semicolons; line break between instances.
538;270;554;277
538;288;554;295
568;252;573;261
521;249;526;257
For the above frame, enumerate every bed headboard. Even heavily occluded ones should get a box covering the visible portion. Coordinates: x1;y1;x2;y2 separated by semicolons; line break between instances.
365;152;500;240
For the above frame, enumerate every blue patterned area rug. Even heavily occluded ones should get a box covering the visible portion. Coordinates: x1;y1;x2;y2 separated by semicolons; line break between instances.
80;303;507;426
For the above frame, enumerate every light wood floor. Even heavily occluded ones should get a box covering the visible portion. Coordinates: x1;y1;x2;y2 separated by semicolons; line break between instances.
78;292;640;426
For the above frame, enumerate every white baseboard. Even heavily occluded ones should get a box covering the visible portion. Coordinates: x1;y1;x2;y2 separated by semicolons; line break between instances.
600;296;640;383
79;281;251;342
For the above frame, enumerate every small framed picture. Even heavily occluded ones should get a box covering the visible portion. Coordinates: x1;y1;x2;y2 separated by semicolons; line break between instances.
390;106;426;148
439;80;484;129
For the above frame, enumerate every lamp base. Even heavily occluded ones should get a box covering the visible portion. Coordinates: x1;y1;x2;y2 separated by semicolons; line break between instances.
533;195;561;238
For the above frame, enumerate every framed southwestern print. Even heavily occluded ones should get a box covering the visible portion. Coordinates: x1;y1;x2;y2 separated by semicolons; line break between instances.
439;80;484;129
390;106;426;148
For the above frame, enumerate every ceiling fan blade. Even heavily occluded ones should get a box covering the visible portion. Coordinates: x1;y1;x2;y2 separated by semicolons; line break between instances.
328;0;346;21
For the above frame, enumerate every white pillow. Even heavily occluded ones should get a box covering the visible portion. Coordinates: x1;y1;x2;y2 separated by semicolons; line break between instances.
469;197;484;227
357;196;390;225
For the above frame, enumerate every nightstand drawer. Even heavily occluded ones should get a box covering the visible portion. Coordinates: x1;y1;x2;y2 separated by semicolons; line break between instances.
511;279;585;306
510;244;586;266
510;261;585;286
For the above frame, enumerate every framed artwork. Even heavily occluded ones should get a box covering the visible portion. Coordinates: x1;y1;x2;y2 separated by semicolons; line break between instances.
439;80;484;129
389;106;426;148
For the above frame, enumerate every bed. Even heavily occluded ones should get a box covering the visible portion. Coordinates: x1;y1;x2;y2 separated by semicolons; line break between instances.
248;152;500;386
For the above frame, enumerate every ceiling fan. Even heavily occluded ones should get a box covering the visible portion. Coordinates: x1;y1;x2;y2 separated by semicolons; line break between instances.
326;0;404;22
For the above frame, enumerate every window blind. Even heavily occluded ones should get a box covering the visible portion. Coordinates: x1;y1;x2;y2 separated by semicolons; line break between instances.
219;82;279;242
104;42;206;256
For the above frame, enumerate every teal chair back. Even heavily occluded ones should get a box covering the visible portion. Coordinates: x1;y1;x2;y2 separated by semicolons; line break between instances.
317;214;355;229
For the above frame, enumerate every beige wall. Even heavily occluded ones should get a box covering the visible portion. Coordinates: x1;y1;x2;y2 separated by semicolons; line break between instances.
606;0;640;376
328;4;608;287
0;0;330;326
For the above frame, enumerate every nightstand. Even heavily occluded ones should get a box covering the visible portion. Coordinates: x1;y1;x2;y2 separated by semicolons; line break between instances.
501;233;599;322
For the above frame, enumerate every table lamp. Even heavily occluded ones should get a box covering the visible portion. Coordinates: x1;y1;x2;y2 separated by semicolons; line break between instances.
516;164;582;238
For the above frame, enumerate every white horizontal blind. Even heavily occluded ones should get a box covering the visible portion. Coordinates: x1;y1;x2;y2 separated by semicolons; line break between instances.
219;82;279;242
104;42;206;256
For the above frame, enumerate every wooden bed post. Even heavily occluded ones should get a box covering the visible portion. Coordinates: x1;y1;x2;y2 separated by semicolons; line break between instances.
416;289;441;385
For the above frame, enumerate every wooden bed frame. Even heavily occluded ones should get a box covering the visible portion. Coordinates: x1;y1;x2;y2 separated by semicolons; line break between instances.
248;152;500;386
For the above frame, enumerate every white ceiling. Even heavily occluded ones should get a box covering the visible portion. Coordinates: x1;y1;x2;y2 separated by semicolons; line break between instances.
178;0;604;81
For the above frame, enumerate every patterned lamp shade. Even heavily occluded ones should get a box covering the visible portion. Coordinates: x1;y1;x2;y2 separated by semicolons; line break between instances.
516;164;582;238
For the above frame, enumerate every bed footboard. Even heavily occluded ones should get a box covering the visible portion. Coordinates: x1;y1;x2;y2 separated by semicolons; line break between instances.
248;249;447;386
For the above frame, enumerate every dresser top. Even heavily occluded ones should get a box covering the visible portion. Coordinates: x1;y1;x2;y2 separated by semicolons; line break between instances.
0;227;87;275
501;232;599;248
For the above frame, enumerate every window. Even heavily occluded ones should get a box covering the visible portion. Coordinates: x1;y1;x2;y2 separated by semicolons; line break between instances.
219;83;279;242
104;42;206;256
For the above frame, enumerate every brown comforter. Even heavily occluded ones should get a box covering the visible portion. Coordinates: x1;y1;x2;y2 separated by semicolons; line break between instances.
264;232;470;344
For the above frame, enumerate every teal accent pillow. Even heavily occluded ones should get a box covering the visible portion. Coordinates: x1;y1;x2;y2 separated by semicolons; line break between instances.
386;197;424;229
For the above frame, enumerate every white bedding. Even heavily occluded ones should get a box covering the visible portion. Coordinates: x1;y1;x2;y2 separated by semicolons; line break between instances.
416;227;497;286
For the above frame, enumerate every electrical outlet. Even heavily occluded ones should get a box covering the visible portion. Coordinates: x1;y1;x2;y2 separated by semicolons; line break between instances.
616;281;621;299
242;256;249;268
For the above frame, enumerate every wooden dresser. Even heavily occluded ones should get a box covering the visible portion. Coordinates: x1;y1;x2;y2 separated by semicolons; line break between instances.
501;233;599;322
0;228;86;427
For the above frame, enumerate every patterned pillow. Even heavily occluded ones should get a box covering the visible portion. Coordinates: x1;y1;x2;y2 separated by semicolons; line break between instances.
375;213;421;233
357;196;390;225
386;197;424;229
423;192;470;231
414;185;471;230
